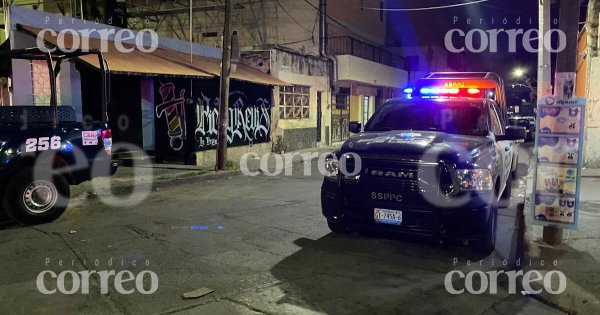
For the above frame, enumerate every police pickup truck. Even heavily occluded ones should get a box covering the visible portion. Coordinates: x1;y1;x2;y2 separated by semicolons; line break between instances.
321;96;526;253
0;48;117;225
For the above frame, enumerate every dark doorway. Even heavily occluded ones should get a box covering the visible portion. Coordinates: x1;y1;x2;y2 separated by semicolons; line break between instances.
316;91;322;142
331;89;350;143
79;64;143;147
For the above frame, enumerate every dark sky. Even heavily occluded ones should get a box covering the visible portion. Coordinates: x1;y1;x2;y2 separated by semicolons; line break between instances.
385;0;566;82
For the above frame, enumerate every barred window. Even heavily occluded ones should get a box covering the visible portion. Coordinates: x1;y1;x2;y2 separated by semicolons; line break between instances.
279;85;310;119
31;60;61;106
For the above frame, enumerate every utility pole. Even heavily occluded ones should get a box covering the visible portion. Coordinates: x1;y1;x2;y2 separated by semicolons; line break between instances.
190;0;193;63
589;0;599;59
543;0;581;245
216;0;233;171
538;0;552;98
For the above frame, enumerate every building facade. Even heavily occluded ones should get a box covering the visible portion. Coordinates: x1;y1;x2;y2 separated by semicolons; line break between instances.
4;6;281;167
128;0;408;148
577;22;600;167
3;0;409;152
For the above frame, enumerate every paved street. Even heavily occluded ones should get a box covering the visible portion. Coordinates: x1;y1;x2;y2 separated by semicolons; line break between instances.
0;145;563;314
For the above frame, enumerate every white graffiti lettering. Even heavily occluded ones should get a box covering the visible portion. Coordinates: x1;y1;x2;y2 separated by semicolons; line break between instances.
195;91;270;149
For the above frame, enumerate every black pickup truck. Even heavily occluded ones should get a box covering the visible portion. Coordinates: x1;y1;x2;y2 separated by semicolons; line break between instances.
0;48;117;225
321;98;526;253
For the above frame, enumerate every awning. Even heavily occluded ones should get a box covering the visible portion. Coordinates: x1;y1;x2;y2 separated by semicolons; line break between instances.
153;49;287;86
19;25;213;78
18;24;287;85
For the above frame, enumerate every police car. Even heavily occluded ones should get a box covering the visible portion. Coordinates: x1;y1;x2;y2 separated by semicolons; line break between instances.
0;48;117;225
321;73;526;253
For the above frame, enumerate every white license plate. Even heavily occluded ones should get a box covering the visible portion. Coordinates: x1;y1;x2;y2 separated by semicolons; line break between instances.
374;208;403;226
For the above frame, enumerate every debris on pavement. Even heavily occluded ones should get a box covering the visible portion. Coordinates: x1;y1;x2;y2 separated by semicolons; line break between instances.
182;287;214;299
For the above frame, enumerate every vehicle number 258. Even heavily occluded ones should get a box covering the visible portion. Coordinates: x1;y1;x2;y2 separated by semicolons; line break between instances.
25;136;62;152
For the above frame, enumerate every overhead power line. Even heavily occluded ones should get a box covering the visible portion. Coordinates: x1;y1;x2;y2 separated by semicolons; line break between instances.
274;0;314;33
301;0;373;44
362;0;489;12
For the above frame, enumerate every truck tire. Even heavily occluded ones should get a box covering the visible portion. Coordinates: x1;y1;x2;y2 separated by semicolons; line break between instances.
2;167;70;225
498;176;513;209
327;219;351;234
472;205;497;255
511;147;520;179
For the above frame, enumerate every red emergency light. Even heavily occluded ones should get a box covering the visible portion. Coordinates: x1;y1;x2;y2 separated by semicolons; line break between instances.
414;78;496;99
419;87;483;98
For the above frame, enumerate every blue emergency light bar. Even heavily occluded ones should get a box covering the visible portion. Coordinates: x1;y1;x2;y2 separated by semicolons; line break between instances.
420;87;459;95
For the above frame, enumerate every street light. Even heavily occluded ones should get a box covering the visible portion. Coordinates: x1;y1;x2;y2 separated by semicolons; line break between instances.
513;67;526;78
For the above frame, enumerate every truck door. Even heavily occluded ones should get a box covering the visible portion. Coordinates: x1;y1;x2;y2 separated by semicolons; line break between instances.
488;102;513;186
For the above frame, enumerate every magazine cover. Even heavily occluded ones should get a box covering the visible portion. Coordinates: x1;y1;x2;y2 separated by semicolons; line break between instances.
535;165;577;195
538;136;579;165
539;106;582;134
534;194;576;224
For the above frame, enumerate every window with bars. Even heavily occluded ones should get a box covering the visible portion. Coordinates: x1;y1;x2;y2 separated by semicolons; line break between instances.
279;85;310;119
31;60;61;106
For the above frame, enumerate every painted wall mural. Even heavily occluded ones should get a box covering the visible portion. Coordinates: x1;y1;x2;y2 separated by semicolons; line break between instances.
154;78;272;163
195;89;271;150
155;81;188;151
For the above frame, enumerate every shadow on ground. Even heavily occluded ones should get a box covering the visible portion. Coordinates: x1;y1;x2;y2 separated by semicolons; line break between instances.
266;232;531;314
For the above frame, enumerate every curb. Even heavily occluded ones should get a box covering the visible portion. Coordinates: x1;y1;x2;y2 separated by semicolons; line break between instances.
72;169;242;199
72;149;335;199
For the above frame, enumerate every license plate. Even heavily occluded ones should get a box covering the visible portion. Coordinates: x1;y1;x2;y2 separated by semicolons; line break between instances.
374;208;403;226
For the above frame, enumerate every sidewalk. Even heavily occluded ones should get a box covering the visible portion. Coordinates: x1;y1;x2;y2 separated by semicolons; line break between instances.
72;145;340;199
524;162;600;313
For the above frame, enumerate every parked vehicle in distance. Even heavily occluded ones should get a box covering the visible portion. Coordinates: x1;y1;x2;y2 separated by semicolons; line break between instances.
509;112;536;141
0;48;117;225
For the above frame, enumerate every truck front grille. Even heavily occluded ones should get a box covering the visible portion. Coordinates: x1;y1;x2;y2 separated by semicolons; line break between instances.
360;158;455;195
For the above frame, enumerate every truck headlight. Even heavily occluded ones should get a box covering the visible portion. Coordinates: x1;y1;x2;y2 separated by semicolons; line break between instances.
455;169;492;191
324;157;339;178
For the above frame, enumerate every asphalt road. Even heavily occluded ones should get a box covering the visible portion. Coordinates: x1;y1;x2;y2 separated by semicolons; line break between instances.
0;144;564;314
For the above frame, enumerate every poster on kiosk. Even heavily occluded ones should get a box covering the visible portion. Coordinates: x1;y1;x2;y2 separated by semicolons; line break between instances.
532;73;585;229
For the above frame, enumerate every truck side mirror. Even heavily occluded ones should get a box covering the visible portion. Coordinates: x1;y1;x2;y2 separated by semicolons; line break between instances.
497;126;526;141
349;121;361;133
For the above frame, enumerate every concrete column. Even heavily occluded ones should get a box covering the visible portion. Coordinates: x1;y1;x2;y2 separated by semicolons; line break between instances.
11;59;33;106
58;62;83;121
141;77;156;151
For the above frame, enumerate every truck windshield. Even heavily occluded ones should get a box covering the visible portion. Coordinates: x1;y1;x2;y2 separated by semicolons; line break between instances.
364;100;489;136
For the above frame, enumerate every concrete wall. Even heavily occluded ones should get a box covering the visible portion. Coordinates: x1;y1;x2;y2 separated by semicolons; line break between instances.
389;45;456;83
131;0;386;55
576;29;587;98
585;56;600;167
270;49;331;150
327;0;387;46
195;142;272;166
57;62;83;120
132;0;321;55
336;54;407;88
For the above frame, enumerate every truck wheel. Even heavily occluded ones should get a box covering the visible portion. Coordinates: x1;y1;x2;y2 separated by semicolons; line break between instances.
498;176;512;209
472;205;497;255
511;148;520;179
2;168;70;225
327;219;351;234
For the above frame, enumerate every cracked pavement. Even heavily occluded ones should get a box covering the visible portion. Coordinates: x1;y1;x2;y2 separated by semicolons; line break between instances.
0;148;565;314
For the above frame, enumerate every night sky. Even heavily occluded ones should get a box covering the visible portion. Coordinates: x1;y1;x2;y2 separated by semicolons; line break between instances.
385;0;585;83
